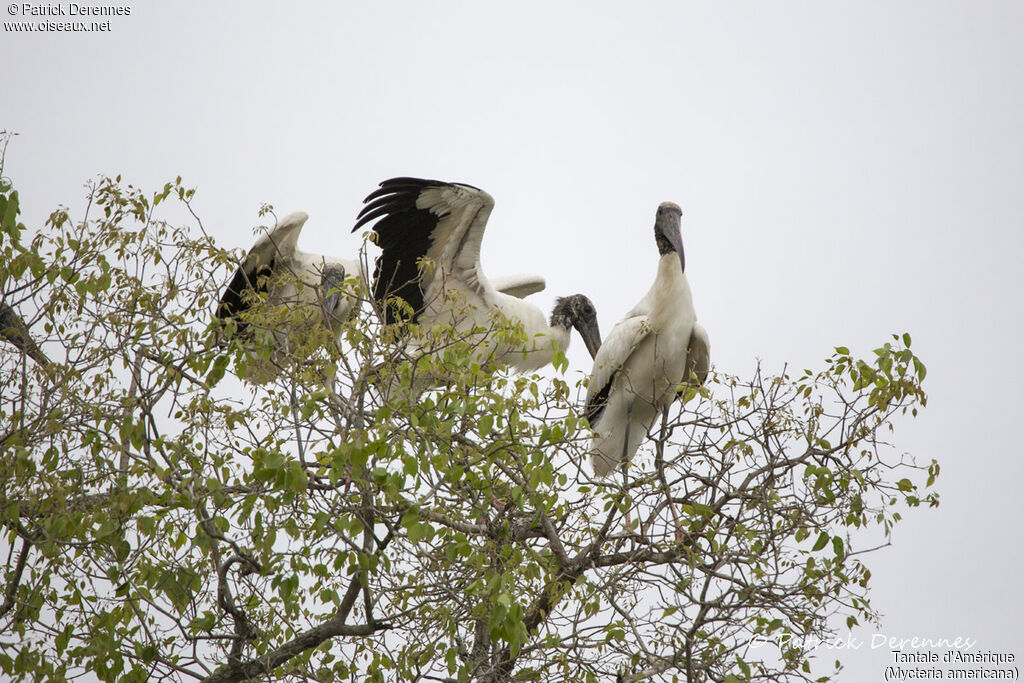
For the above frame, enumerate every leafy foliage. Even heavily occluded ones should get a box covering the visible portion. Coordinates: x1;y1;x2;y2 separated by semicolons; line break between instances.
1;145;936;683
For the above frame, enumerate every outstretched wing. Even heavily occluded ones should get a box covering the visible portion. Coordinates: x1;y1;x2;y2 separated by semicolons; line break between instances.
216;212;308;331
584;314;651;425
353;178;493;323
490;273;546;299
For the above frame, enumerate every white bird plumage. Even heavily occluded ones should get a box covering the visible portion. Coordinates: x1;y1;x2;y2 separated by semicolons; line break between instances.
352;178;602;371
679;322;711;400
216;211;366;383
585;202;707;478
487;273;548;300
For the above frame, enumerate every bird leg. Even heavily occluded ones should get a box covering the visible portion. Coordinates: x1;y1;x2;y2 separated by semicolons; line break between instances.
288;384;339;491
656;406;685;543
620;402;633;534
288;384;311;470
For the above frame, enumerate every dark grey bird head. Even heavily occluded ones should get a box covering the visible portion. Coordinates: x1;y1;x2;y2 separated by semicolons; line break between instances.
550;294;602;360
320;263;347;326
654;202;684;273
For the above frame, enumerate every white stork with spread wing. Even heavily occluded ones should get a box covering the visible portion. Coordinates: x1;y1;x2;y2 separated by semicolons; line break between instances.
351;178;602;371
216;211;366;383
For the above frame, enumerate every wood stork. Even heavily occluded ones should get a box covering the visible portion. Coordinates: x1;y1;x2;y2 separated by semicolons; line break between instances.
215;211;366;383
351;177;602;371
584;202;707;478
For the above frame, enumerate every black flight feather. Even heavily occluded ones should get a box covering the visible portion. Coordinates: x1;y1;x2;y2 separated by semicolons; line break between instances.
585;372;616;426
352;177;464;324
216;255;276;337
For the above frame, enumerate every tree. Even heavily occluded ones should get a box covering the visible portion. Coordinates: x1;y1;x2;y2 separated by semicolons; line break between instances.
0;144;937;683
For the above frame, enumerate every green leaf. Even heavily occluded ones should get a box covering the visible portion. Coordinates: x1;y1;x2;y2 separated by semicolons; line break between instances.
812;532;829;551
737;657;751;677
913;357;927;381
55;625;73;656
479;413;494;436
205;354;229;387
1;189;19;233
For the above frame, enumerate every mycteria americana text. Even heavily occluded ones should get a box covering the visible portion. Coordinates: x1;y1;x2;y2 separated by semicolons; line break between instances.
216;211;366;383
585;202;706;478
351;178;602;371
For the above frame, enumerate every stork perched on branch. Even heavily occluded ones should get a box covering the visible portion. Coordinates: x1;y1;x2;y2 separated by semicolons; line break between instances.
352;177;602;372
215;211;366;383
585;202;709;478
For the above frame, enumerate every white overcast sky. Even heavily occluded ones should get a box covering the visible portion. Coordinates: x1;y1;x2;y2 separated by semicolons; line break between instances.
3;1;1023;678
